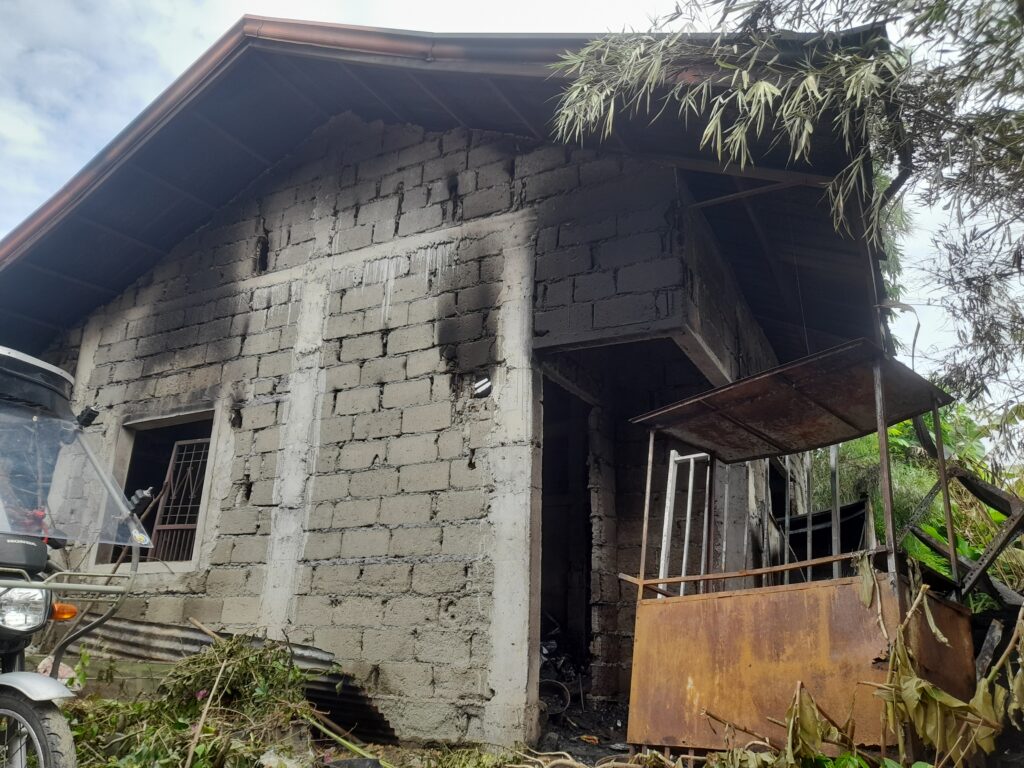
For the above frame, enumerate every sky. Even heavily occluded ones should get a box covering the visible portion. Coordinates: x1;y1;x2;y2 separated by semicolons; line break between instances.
0;0;951;371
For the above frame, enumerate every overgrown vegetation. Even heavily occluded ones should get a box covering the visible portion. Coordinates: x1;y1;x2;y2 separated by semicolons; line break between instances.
68;636;328;767
811;405;1024;595
553;0;1024;467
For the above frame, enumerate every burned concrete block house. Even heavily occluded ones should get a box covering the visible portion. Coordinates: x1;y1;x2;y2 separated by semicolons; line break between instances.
0;17;882;745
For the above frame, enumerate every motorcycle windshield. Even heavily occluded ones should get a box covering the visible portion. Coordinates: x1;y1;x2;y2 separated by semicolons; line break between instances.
0;402;151;548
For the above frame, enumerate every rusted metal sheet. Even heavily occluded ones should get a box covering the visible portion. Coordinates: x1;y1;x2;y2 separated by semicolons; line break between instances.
626;575;974;751
631;340;952;463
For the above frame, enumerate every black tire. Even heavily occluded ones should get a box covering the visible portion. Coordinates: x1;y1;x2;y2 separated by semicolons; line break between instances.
0;691;75;768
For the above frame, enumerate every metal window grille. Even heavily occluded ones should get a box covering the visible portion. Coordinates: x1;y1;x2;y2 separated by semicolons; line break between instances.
149;438;209;562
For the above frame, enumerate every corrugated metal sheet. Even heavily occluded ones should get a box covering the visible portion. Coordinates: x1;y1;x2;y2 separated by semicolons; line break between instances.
631;339;952;463
67;616;396;744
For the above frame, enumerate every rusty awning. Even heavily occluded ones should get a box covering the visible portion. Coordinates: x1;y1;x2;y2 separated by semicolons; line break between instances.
631;339;952;463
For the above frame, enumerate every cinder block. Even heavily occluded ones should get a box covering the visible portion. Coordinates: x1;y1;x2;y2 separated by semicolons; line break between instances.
361;356;407;385
359;562;412;594
382;379;432;408
383;595;439;627
593;294;657;328
337;440;386;470
334;386;380;415
320;416;354;444
339;333;383;362
389;525;442;556
349;468;399;497
353;409;403;439
387;433;438;466
312;564;361;593
405;349;444;378
617;257;683;293
398;205;444;237
362;628;414;662
242;330;281;356
330;596;384;627
258;351;293;378
414;630;472;665
311;473;349;502
434;489;488;521
523;166;579;201
388;324;434;354
333;498;380;528
573;272;615;301
221;597;262;625
400;462;451;492
412;562;467;595
402;402;452;433
243;403;278;430
462;186;510;220
230;536;269;563
379;494;432;524
594;232;663;269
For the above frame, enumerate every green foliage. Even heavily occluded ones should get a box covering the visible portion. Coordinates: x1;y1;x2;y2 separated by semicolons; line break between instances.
807;403;1024;596
553;0;1024;464
67;636;319;768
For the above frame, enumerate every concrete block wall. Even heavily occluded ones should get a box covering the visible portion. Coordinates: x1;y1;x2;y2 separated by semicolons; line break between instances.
40;107;790;744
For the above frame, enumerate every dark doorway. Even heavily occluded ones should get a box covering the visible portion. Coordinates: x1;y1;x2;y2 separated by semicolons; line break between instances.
541;379;592;669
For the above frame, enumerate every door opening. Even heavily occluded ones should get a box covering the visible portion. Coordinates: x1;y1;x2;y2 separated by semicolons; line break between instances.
540;378;593;702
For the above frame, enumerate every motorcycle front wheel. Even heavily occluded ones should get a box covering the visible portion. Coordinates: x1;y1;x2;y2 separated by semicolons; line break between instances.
0;692;75;767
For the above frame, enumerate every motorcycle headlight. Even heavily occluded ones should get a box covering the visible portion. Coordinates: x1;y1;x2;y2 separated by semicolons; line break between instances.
0;588;49;631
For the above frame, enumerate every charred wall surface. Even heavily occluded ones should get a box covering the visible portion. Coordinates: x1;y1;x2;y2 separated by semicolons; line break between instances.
42;110;782;744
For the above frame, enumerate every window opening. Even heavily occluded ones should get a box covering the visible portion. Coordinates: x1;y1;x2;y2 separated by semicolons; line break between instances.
117;417;212;563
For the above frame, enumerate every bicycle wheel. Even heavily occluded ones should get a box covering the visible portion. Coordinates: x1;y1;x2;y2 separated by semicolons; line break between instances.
0;691;75;768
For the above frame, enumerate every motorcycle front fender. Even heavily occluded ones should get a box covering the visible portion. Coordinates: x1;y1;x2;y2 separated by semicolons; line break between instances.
0;672;74;702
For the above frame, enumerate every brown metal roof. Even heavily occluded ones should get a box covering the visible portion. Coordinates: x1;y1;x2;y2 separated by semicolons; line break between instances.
631;339;953;463
0;15;878;359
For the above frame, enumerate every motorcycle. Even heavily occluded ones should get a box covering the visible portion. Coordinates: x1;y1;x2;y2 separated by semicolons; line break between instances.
0;345;150;767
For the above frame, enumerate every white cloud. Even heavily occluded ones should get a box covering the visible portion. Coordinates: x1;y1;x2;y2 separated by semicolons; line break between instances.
0;0;658;236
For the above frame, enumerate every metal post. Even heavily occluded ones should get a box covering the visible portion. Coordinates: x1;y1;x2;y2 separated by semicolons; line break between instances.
830;444;841;579
699;460;712;593
762;460;772;587
932;399;961;595
806;458;813;582
658;450;681;589
637;431;656;601
680;457;697;595
720;469;730;576
783;456;792;584
874;361;903;612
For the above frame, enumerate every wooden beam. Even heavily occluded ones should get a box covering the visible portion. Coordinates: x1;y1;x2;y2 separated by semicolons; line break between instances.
193;111;272;168
650;150;831;187
643;547;888;587
618;572;674;598
408;72;468;127
17;261;117;297
0;307;63;331
129;164;217;211
339;62;407;123
485;78;545;140
690;181;800;209
257;53;328;120
73;215;167;257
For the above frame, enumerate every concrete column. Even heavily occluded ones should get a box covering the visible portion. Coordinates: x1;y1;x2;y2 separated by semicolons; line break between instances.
259;265;329;638
479;212;542;745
